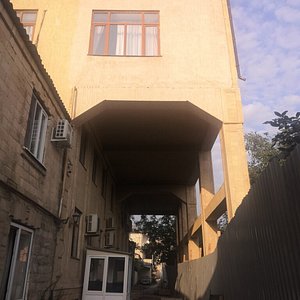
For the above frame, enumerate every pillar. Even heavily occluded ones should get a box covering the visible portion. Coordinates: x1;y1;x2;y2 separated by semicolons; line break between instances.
220;123;250;219
199;151;219;255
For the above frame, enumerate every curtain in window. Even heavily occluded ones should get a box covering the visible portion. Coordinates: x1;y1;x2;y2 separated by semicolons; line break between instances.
109;25;125;55
24;26;34;41
145;27;158;56
93;26;105;55
126;25;142;56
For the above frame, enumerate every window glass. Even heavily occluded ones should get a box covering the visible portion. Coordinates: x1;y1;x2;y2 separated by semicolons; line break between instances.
109;25;125;55
24;26;34;40
92;150;98;183
22;12;37;22
126;25;142;56
111;13;141;23
16;11;37;41
106;257;125;293
145;27;158;56
93;12;108;22
3;224;33;300
144;13;159;23
90;11;159;56
11;230;32;299
93;26;106;55
25;94;48;163
71;208;81;258
88;258;105;291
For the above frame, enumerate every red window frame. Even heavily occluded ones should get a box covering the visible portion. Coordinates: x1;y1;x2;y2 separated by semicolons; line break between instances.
89;10;160;56
16;10;37;41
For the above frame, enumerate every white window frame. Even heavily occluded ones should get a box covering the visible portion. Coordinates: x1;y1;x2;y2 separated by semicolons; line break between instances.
25;94;48;163
5;223;34;300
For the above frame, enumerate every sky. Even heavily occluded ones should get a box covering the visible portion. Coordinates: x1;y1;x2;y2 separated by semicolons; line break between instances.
207;0;300;195
230;0;300;133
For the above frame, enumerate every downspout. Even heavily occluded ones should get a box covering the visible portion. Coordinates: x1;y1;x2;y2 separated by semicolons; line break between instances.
226;0;246;81
71;86;78;119
35;10;47;48
58;148;68;219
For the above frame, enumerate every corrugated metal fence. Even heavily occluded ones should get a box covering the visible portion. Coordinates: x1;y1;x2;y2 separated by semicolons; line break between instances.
176;146;300;300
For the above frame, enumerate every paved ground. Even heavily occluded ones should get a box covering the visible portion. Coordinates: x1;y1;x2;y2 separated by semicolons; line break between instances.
131;283;182;300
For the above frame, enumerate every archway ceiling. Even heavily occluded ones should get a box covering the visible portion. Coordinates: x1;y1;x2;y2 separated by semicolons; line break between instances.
125;192;181;215
74;101;221;185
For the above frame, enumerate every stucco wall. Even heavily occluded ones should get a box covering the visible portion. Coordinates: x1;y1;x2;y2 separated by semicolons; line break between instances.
11;0;241;122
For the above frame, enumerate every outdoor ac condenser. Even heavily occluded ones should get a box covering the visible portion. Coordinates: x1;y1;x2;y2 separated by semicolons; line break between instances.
86;214;98;233
51;119;72;147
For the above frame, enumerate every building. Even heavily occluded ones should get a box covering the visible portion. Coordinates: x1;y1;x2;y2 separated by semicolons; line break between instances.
1;0;250;298
0;1;72;299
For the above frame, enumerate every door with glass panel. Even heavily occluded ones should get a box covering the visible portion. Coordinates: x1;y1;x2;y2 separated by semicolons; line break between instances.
82;250;131;300
0;223;34;300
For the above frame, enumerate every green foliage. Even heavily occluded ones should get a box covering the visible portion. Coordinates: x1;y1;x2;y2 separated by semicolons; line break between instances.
217;212;228;233
134;215;177;265
245;132;279;184
264;111;300;157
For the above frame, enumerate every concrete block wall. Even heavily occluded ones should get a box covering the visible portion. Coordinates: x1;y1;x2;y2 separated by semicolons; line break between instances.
0;1;71;298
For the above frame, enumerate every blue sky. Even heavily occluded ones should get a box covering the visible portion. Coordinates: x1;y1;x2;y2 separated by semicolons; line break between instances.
209;0;300;194
231;0;300;133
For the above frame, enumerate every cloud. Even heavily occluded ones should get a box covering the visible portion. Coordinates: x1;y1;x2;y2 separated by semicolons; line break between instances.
243;102;275;132
275;6;300;23
286;0;300;8
231;0;300;132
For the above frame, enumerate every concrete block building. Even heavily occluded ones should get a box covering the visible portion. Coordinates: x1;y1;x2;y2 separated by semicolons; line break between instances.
0;1;71;298
0;0;250;298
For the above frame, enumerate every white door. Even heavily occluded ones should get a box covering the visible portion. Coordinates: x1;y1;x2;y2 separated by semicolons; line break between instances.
82;250;131;300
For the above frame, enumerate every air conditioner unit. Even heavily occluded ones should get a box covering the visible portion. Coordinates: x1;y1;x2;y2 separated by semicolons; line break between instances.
105;217;115;229
104;231;115;247
86;214;98;233
51;119;72;147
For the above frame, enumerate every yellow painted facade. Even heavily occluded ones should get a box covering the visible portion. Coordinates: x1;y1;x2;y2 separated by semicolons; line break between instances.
12;0;250;263
12;0;241;122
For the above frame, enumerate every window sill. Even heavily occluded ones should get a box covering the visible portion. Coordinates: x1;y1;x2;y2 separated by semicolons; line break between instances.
70;256;81;261
21;147;46;176
87;54;162;58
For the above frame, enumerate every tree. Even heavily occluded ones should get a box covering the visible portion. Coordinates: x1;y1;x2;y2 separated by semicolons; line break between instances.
264;111;300;158
245;132;279;184
134;215;177;265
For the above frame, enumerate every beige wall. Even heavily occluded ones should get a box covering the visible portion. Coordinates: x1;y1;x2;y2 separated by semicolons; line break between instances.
11;0;240;121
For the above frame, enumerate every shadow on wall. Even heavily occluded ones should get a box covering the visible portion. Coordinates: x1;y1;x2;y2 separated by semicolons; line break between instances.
176;145;300;300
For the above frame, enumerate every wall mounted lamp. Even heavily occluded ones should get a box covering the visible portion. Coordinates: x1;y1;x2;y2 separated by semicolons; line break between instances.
72;211;81;224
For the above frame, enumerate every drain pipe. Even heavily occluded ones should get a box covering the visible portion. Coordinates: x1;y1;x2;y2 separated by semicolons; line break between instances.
35;10;47;48
226;0;246;81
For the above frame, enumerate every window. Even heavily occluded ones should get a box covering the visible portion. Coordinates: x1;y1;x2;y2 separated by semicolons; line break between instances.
92;149;98;184
110;184;114;212
71;208;82;258
24;93;48;163
90;11;160;56
106;257;125;293
88;258;105;291
0;223;33;300
16;10;37;41
101;167;107;198
79;128;87;166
